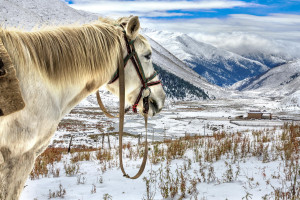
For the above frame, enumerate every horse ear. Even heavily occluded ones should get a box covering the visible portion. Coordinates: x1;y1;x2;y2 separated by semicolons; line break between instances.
126;16;140;40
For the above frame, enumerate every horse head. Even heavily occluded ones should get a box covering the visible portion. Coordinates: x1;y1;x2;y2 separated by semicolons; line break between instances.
106;16;166;117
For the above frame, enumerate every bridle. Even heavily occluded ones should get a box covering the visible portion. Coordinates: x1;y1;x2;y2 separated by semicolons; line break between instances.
96;26;162;179
108;28;161;114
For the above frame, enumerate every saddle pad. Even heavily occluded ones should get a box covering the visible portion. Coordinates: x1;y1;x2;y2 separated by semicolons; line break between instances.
0;38;25;117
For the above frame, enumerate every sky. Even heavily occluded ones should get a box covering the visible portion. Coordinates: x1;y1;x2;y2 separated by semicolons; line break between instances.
65;0;300;57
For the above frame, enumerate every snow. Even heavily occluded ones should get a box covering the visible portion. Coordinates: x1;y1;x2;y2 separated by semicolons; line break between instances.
18;91;299;199
20;95;300;200
0;0;97;30
0;0;299;199
20;155;290;199
282;90;300;108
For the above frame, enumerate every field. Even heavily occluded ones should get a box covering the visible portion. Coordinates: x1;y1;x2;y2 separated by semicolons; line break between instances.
20;93;300;200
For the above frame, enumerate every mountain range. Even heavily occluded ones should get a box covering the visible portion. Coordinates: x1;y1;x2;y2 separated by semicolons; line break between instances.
144;29;293;87
231;60;300;103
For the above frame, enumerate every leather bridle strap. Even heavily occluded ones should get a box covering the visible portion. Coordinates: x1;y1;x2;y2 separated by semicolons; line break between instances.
96;81;148;180
109;30;161;114
96;91;118;119
96;90;131;118
96;26;160;179
117;42;149;179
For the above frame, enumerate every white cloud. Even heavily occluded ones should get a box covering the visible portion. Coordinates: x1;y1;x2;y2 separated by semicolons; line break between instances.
69;1;300;58
189;32;300;58
230;13;300;24
142;11;191;17
141;14;300;58
70;0;258;17
142;14;300;40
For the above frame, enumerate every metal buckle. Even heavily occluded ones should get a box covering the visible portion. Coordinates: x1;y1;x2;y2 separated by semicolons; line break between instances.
142;87;151;98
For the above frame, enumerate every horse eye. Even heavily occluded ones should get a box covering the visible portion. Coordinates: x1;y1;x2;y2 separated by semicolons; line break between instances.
144;53;152;60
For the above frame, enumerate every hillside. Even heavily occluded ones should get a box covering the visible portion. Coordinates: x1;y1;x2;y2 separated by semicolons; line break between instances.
238;51;288;68
145;29;269;87
153;64;209;100
144;34;225;98
232;60;300;93
231;60;300;107
0;0;97;29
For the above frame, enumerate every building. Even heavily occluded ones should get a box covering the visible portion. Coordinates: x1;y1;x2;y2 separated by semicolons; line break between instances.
262;113;272;120
247;110;272;120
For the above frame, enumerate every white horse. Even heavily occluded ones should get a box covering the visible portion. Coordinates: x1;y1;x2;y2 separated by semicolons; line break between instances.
0;16;165;199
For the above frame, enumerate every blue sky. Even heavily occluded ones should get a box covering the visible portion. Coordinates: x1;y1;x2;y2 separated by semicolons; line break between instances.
65;0;300;19
65;0;300;57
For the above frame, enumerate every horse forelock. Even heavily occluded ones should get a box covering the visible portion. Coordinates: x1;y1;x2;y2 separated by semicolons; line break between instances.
0;19;122;87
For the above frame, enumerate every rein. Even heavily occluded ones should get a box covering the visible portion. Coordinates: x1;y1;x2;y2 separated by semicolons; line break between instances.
96;27;161;179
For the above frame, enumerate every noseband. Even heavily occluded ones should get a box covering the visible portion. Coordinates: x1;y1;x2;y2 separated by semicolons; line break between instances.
108;28;161;114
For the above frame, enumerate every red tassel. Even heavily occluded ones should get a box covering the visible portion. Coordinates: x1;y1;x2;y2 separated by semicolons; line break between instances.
132;104;138;113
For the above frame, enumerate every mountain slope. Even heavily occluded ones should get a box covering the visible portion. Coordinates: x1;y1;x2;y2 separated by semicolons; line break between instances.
153;64;209;100
145;30;270;87
144;34;224;98
232;60;300;94
238;52;288;68
0;0;97;29
231;60;300;106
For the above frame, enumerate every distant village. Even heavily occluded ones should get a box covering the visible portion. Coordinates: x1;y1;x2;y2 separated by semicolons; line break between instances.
234;110;299;122
233;110;274;120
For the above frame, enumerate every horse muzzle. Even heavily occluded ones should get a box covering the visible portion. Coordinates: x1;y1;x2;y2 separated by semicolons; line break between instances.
148;95;165;117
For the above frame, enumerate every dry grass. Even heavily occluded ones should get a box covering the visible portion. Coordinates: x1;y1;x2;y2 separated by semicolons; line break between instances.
30;148;65;180
48;184;66;199
144;123;300;199
30;123;300;199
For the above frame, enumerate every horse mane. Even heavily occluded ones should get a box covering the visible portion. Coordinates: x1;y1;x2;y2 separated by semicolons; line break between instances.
0;18;123;85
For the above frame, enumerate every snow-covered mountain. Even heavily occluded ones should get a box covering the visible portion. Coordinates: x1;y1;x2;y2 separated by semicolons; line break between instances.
232;60;300;92
0;0;219;100
0;0;97;29
237;52;288;69
144;34;226;98
231;60;300;106
145;30;270;87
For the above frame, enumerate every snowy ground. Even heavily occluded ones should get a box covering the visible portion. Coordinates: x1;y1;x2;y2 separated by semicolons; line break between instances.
20;92;300;200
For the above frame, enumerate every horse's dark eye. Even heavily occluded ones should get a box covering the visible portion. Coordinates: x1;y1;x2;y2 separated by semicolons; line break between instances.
144;53;152;60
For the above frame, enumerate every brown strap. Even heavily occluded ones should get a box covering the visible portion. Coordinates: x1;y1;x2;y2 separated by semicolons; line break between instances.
119;116;149;179
96;90;118;119
96;90;131;117
96;38;148;179
117;46;148;179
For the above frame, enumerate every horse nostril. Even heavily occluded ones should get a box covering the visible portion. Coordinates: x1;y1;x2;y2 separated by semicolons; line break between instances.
150;98;159;113
151;99;163;114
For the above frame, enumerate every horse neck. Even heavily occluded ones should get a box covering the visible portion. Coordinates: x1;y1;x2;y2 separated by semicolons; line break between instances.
1;29;120;121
